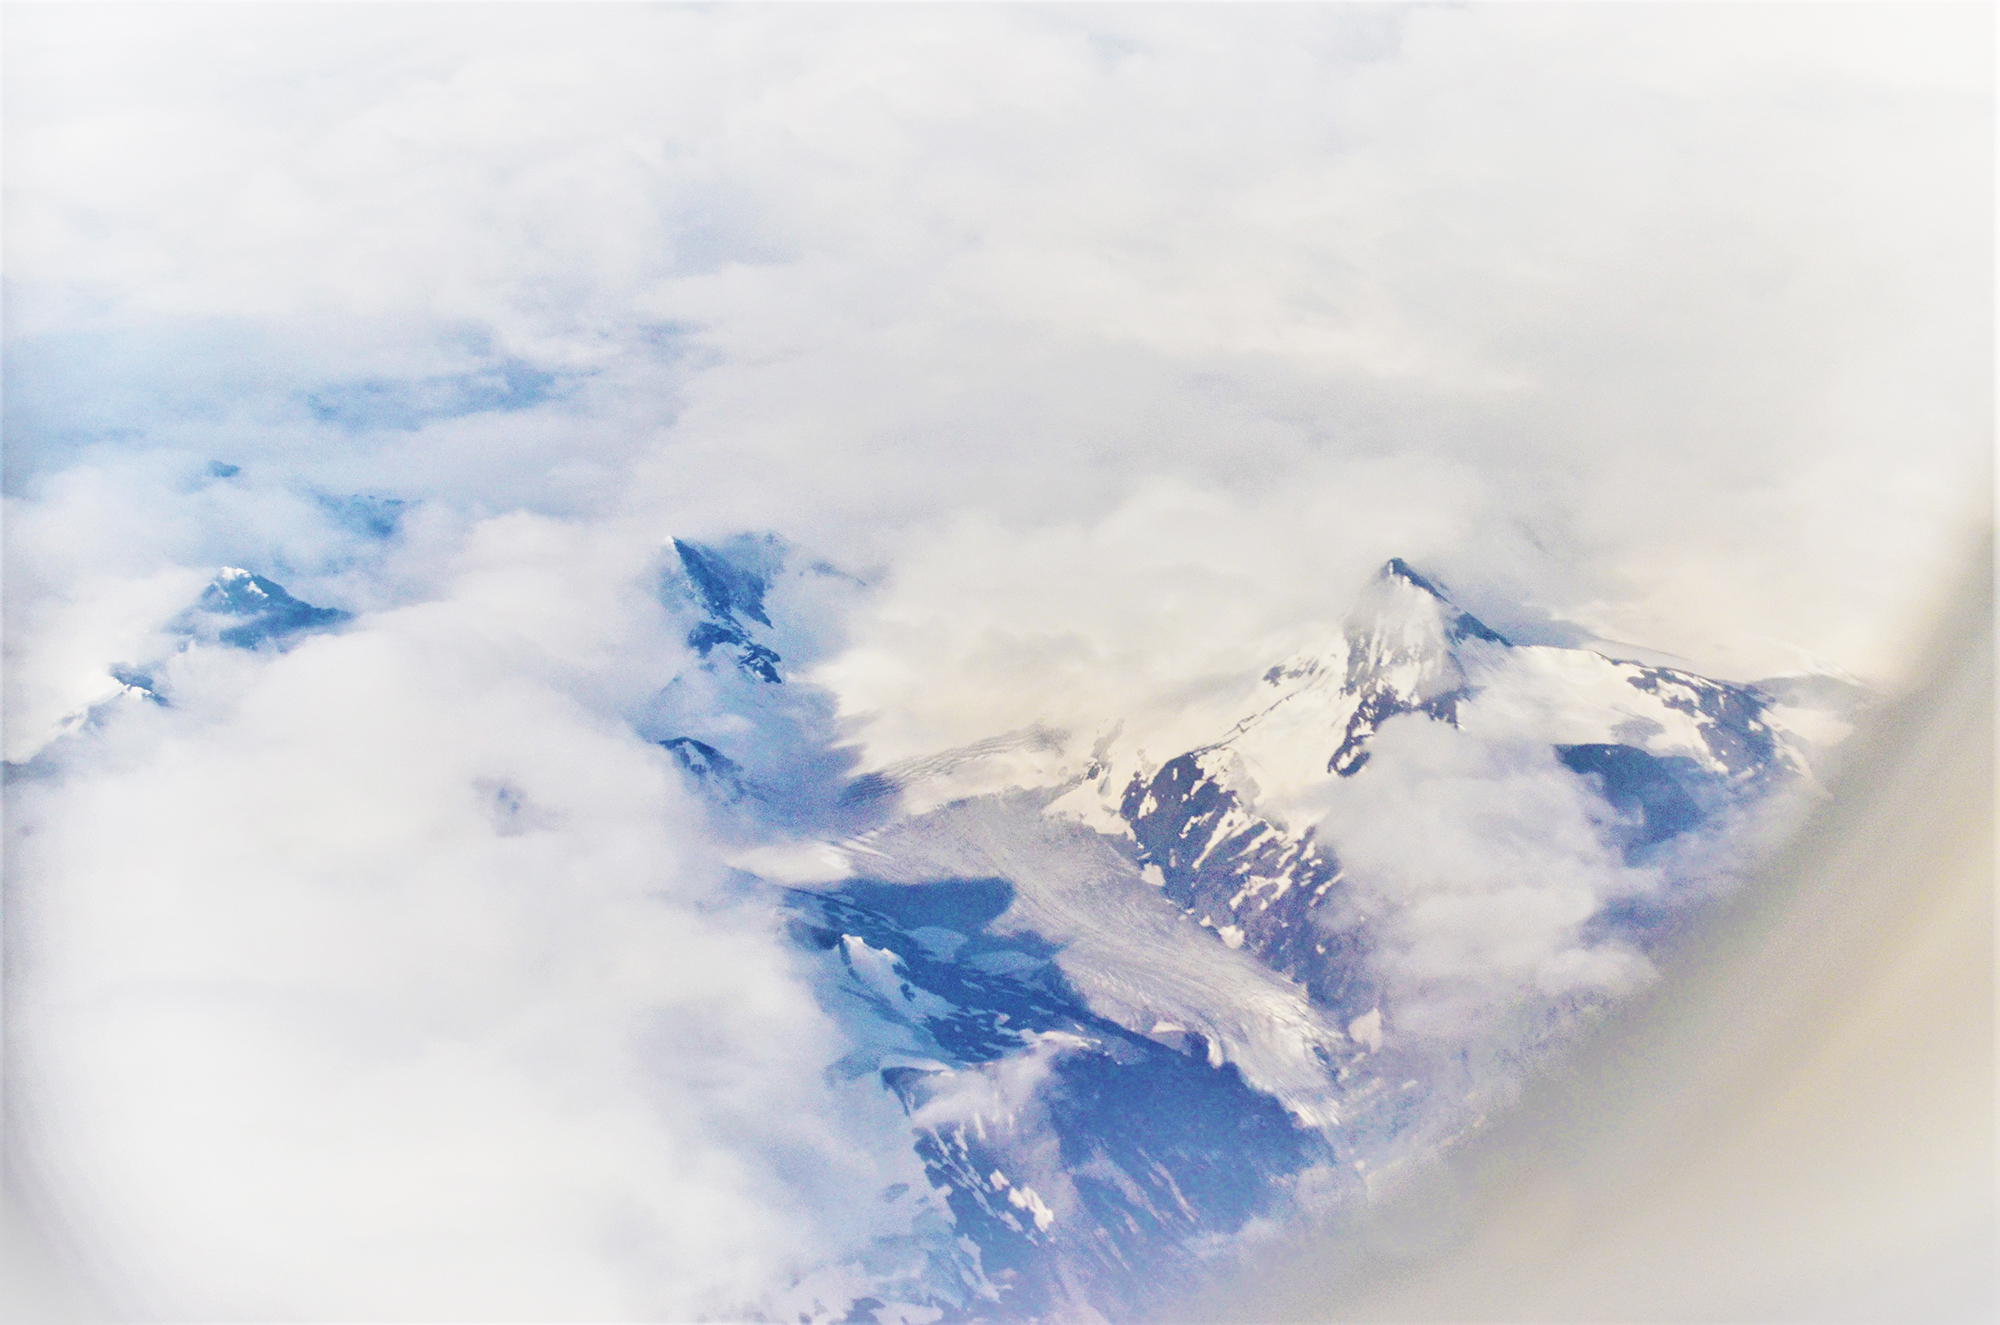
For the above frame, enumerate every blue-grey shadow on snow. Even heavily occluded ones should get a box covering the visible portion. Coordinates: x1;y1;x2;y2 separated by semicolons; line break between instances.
786;876;1332;1322
644;534;900;837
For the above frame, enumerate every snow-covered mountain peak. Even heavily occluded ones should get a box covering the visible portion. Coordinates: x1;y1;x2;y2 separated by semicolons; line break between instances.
1329;561;1509;775
1344;560;1507;687
1376;555;1448;600
642;540;1857;1322
667;536;786;683
673;537;774;630
182;568;349;650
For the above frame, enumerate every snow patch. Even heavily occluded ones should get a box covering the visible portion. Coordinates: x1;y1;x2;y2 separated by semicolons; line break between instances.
729;841;855;883
1347;1007;1383;1052
1006;1184;1056;1233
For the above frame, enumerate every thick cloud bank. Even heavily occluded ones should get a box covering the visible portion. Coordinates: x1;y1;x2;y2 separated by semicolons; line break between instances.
4;4;1990;1320
7;523;932;1320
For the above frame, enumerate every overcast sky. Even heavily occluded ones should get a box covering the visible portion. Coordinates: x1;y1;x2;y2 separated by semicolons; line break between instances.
3;4;1990;1318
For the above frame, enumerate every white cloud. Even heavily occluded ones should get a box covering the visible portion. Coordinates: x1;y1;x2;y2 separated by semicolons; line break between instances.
907;1031;1087;1133
2;3;1988;1316
7;518;930;1320
6;9;1986;682
1305;715;1659;1044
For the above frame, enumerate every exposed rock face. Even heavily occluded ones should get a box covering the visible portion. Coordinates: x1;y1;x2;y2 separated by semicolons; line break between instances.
651;541;1841;1323
1109;558;1798;1032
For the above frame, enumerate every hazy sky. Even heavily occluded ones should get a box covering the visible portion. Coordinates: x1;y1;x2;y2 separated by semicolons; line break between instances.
4;4;1990;1319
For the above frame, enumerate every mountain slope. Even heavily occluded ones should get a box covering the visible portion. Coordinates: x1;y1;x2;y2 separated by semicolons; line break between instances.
1038;560;1811;1036
655;540;1848;1322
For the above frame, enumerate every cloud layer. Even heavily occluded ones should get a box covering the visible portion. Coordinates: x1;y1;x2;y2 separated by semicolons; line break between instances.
9;5;1989;686
8;519;935;1319
4;4;1989;1318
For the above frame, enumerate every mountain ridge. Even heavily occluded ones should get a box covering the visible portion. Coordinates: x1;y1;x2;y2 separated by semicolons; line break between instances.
623;538;1850;1321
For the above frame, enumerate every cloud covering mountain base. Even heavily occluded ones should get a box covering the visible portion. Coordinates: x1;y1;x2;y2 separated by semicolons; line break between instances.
3;4;1990;1320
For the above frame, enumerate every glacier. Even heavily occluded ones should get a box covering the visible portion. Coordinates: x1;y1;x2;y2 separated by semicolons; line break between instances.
639;538;1852;1322
16;538;1851;1322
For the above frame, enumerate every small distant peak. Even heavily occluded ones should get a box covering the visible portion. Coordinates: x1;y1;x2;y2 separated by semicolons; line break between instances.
666;535;791;683
659;736;750;801
181;568;348;649
203;568;281;610
1367;558;1508;646
672;537;774;628
1378;557;1447;598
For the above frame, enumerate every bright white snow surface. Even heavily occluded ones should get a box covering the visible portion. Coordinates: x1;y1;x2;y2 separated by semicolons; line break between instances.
817;794;1354;1131
776;557;1842;1200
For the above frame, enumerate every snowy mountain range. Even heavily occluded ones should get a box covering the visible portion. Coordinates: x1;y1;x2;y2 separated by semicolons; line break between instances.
44;539;1854;1323
640;537;1851;1323
14;567;354;754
